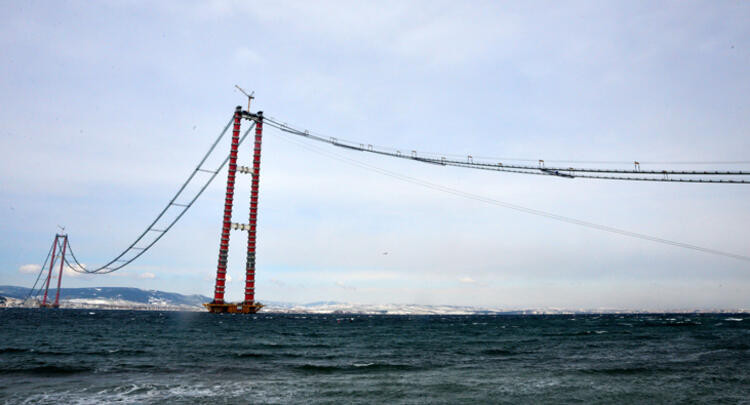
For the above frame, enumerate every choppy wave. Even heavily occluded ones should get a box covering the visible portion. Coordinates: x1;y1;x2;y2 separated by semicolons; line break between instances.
295;362;418;373
0;347;148;357
481;348;518;356
0;364;94;375
1;310;749;403
580;366;654;376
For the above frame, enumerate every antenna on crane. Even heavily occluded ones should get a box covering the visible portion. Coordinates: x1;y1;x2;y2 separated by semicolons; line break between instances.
235;85;255;111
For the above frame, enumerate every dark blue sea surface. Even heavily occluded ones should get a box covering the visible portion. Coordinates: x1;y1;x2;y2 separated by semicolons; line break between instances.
1;309;748;404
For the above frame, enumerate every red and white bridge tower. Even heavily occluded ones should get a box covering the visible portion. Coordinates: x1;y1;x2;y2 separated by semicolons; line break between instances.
204;105;264;313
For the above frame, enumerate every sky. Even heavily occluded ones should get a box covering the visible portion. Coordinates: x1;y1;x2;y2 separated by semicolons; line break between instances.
1;1;749;310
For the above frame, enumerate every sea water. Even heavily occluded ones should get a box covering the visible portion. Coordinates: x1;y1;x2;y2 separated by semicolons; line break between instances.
1;309;748;404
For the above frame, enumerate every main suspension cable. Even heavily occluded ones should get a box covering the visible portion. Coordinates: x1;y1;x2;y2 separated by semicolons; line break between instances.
43;111;750;278
263;116;750;183
26;236;57;299
270;129;750;263
66;119;255;274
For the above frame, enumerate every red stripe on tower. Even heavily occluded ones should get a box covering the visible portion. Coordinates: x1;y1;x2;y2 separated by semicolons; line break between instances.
53;235;68;308
244;111;263;305
212;106;243;304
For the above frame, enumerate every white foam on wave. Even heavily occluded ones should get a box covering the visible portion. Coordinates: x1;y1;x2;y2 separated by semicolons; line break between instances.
14;381;257;405
724;318;743;322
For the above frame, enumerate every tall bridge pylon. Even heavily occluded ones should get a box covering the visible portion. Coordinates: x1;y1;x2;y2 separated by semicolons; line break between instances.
204;106;265;314
28;233;69;308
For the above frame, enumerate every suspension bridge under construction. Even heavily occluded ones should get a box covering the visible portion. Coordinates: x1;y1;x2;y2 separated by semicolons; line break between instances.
25;95;750;313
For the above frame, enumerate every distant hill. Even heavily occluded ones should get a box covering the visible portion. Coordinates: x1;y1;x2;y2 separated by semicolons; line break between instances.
0;286;211;310
2;286;746;314
0;286;542;313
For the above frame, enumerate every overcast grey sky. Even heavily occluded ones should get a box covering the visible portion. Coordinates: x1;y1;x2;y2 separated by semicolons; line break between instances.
1;1;749;310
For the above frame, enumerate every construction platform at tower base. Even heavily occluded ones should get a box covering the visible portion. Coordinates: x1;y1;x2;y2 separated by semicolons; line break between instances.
203;301;264;314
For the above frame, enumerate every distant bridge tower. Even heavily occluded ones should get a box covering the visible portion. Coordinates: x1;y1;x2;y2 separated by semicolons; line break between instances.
204;105;264;314
41;234;68;308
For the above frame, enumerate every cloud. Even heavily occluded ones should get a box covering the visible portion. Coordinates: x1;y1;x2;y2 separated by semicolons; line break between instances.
19;264;41;274
19;263;81;278
335;281;356;291
459;277;476;284
391;6;520;66
269;278;286;287
138;272;156;279
64;263;86;277
234;47;263;66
